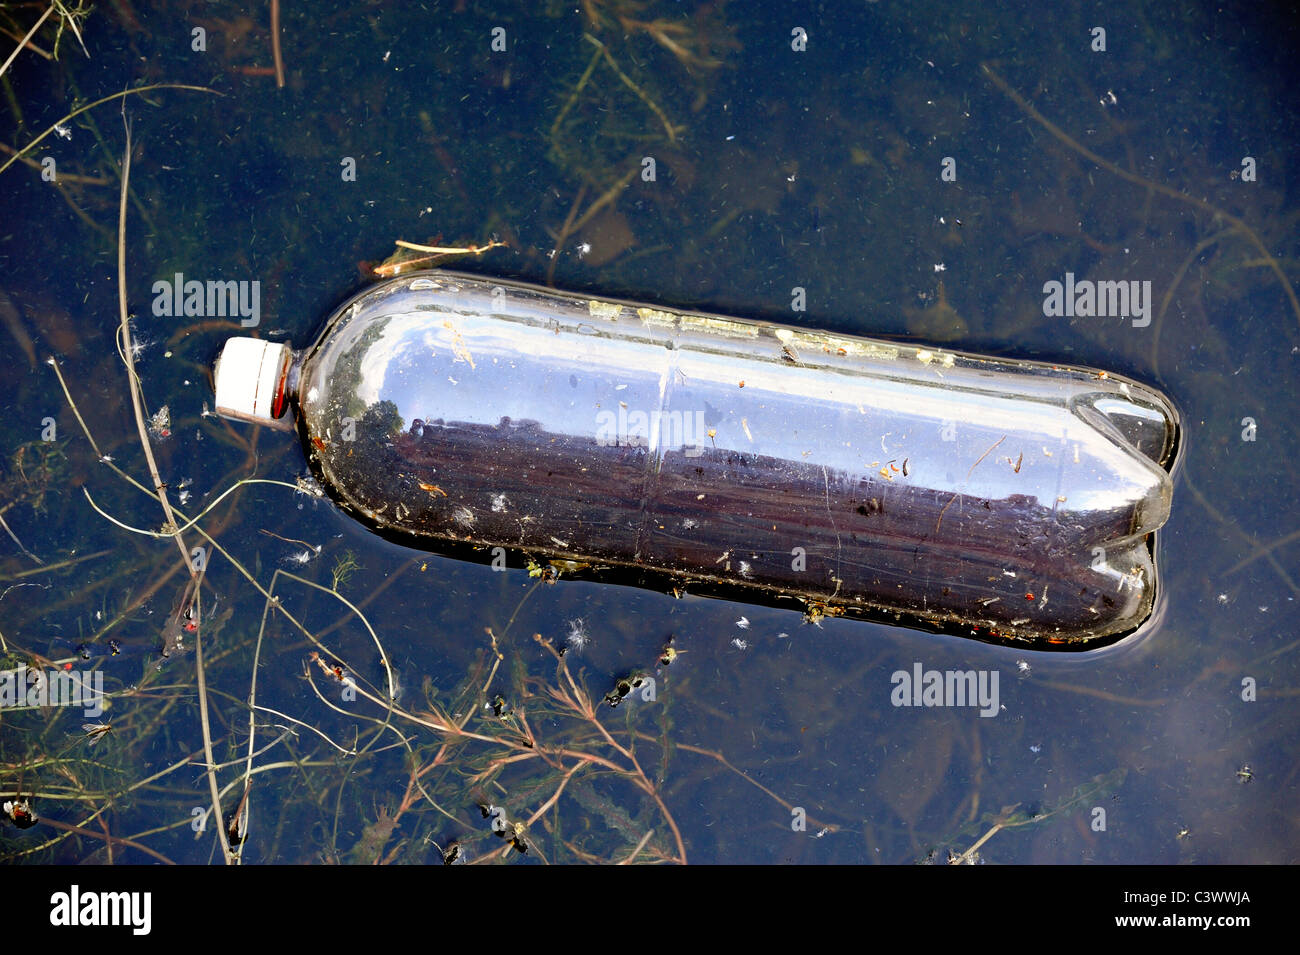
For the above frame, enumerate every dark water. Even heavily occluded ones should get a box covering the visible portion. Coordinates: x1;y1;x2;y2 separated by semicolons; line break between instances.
0;1;1296;864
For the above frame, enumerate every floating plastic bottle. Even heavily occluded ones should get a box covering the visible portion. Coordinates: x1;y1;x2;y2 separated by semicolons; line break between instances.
213;270;1179;649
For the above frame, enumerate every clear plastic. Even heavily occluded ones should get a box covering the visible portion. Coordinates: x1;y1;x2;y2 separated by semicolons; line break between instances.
218;270;1180;649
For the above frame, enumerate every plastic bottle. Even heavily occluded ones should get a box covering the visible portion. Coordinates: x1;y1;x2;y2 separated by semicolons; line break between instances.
213;270;1179;649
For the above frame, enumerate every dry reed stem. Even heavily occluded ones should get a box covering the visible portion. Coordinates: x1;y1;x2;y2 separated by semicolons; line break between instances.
270;0;285;88
112;115;230;863
0;3;54;80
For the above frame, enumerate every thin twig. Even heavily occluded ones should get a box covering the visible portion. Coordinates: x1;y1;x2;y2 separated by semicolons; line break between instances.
252;706;355;755
191;598;234;863
115;118;192;576
81;478;301;539
0;510;41;563
0;84;220;177
618;828;656;864
36;814;176;865
270;0;285;88
0;4;54;81
116;114;230;864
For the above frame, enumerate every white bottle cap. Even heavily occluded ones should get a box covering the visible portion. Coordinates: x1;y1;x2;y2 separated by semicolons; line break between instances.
213;338;292;424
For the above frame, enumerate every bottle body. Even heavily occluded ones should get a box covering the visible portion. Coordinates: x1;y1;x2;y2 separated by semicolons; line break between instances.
221;270;1179;649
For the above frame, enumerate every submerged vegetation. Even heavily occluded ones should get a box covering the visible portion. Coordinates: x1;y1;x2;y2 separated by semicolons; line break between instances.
2;0;1298;864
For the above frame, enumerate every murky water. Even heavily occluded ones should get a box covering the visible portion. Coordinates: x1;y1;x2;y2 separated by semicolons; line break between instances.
1;0;1295;864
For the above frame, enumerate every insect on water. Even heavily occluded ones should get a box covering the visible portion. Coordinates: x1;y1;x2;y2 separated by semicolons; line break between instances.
81;722;112;748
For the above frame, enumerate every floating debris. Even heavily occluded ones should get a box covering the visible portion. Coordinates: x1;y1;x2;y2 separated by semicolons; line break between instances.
564;617;589;652
2;797;37;829
147;405;171;440
604;673;648;708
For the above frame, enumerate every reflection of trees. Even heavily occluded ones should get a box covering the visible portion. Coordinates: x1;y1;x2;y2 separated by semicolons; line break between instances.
360;398;404;439
314;317;393;426
315;397;404;518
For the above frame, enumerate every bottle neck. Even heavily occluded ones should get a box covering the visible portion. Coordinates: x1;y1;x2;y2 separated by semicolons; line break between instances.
277;351;303;417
